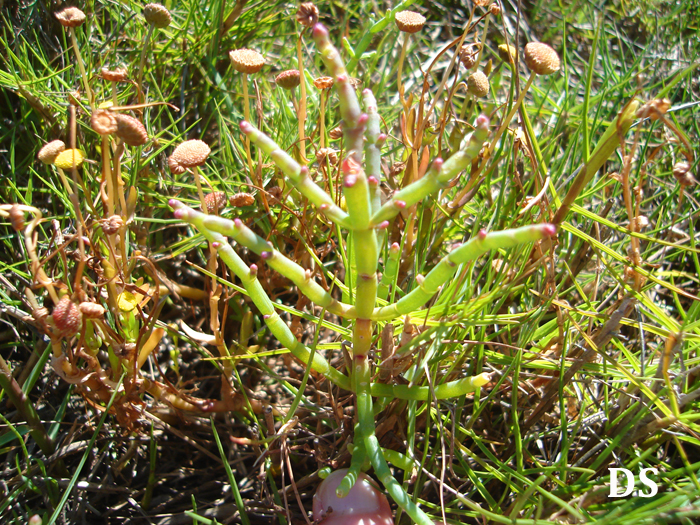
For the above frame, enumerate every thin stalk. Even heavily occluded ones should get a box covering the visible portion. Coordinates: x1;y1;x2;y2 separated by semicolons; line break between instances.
137;25;156;102
68;28;94;109
240;74;258;187
102;136;115;216
397;33;409;105
192;166;207;212
296;33;308;163
318;89;328;149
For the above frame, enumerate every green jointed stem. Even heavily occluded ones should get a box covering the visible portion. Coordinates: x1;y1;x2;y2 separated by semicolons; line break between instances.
371;372;490;399
355;356;434;525
173;204;357;319
239;121;352;229
353;228;379;319
377;242;401;301
362;89;383;215
170;200;350;391
371;223;556;321
312;24;364;163
337;434;367;497
341;156;372;230
370;115;490;226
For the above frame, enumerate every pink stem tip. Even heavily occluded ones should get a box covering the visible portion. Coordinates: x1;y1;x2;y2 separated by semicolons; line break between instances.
312;23;328;39
542;223;558;237
476;114;490;129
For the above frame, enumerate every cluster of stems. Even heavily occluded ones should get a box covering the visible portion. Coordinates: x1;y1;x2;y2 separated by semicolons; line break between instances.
170;22;555;525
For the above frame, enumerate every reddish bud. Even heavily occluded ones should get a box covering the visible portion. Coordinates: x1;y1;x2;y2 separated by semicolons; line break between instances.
52;295;82;337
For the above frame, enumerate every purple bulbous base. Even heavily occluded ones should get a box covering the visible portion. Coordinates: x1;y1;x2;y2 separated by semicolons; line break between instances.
313;469;393;525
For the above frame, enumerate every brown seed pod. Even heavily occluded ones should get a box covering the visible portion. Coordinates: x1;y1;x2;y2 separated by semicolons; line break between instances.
204;192;228;214
673;161;696;186
55;7;86;28
498;44;516;64
275;69;301;89
52;295;83;337
168;155;187;175
524;42;560;75
79;302;105;319
102;215;124;235
467;71;490;97
348;77;362;89
115;114;148;146
394;10;426;33
489;3;501;15
229;49;264;74
9;205;25;232
229;192;255;207
91;109;118;135
459;44;480;70
38;140;66;164
267;187;283;204
296;2;319;27
637;98;671;120
329;127;343;140
171;140;210;168
390;161;407;177
316;148;338;166
100;67;129;82
313;76;334;90
143;3;172;28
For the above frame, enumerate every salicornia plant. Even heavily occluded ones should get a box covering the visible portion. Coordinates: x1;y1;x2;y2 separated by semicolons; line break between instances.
169;21;556;524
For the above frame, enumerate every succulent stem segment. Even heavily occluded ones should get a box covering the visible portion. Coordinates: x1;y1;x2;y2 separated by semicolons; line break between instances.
171;23;557;524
